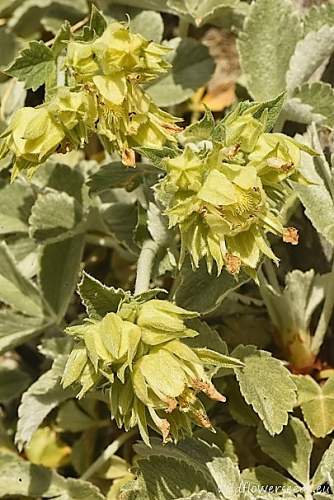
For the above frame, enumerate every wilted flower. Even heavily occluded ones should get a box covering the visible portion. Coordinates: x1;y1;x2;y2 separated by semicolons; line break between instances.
62;298;240;444
156;110;314;276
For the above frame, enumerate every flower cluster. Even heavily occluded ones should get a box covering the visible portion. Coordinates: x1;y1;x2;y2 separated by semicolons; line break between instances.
0;88;97;178
65;22;181;165
62;298;232;444
0;21;180;176
156;109;313;276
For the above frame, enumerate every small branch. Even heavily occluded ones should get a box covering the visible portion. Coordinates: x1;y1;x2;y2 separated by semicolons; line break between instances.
81;428;137;481
45;15;89;47
311;258;334;356
134;239;160;295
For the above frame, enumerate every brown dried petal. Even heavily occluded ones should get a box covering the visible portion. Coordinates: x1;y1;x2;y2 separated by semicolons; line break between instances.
283;227;299;245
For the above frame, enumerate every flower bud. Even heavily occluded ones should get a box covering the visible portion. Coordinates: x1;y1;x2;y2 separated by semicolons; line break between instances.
3;107;64;177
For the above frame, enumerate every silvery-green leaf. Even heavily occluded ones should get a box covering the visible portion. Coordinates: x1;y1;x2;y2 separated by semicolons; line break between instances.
257;417;312;485
233;346;297;435
0;311;47;354
260;269;327;336
0;450;105;499
138;454;219;499
303;3;334;35
167;0;239;26
174;259;249;314
5;40;55;91
7;0;87;38
226;378;259;427
312;440;334;490
0;79;26;122
78;271;130;319
7;236;39;279
0;181;35;235
286;26;334;95
0;242;44;317
294;128;334;245
207;457;240;499
88;161;159;194
15;356;75;450
286;82;334;127
130;10;164;42
238;0;302;100
57;400;96;432
0;27;22;72
102;202;139;255
293;375;334;438
240;466;300;496
147;37;215;107
38;234;84;322
29;191;85;244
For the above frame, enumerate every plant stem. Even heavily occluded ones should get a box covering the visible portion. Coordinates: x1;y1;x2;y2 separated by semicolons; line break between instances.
134;239;159;295
81;428;137;481
311;258;334;356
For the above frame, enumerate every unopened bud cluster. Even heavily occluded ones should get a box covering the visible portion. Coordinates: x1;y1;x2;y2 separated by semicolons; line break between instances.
156;108;313;276
62;299;230;444
0;22;180;177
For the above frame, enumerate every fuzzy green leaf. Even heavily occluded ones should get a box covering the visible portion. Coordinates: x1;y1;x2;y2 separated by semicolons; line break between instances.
130;10;164;42
78;271;130;319
240;465;300;495
207;457;240;499
57;400;96;432
294;128;334;245
257;417;312;485
303;3;334;35
286;82;334;126
0;243;44;317
293;375;334;438
0;311;47;354
138;455;218;499
5;40;55;91
29;191;85;244
147;37;215;107
0;181;35;235
0;450;105;499
0;27;22;71
238;0;302;100
234;346;297;435
167;0;239;26
174;260;249;314
38;234;85;322
286;26;334;94
89;4;107;36
88;162;159;194
15;356;75;450
312;440;334;490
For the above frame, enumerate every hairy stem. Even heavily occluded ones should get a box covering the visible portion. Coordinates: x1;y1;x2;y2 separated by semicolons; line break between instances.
81;428;137;481
311;258;334;356
134;239;159;295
